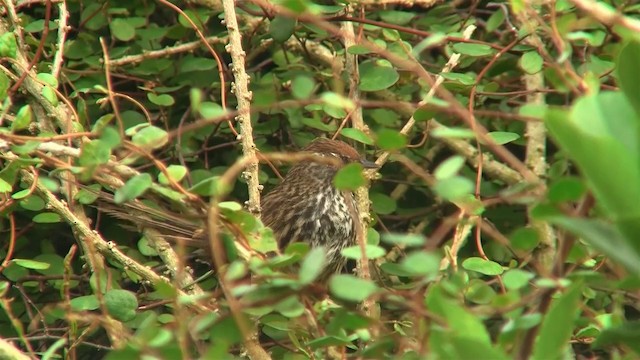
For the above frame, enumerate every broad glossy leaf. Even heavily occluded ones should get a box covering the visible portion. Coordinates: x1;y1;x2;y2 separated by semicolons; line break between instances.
488;131;520;145
544;216;640;276
376;129;406;150
269;16;296;42
131;124;168;150
340;128;374;145
546;93;640;253
104;289;138;322
531;282;583;360
158;165;188;185
299;246;326;284
617;41;640;116
110;18;136;41
381;233;425;247
147;93;175;106
519;51;544;74
334;163;365;190
12;258;51;270
0;33;17;58
452;43;494;57
32;212;62;224
359;61;399;92
462;257;504;275
434;156;465;180
291;75;315;99
329;275;378;302
426;285;492;345
114;173;152;203
341;244;386;260
370;192;396;214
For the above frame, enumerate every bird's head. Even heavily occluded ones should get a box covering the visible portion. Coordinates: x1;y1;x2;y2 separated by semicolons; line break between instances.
303;138;378;169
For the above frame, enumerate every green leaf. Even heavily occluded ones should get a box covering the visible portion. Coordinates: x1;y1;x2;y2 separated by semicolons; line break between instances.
544;216;640;276
486;9;505;32
616;41;640;116
114;173;152;204
190;88;203;109
306;335;353;349
12;258;51;270
412;33;447;56
431;126;475;139
251;225;278;254
519;51;544;74
180;57;216;72
218;201;242;211
138;236;158;257
270;16;297;42
434;156;465;180
465;279;497;304
158;165;188;185
32;212;62;223
379;10;415;25
503;269;535;290
546;93;640;252
370;192;396;215
70;295;100;311
375;129;406;150
36;73;59;87
190;176;230;196
401;251;441;276
0;72;9;100
440;72;476;85
341;244;386;260
359;61;399;92
79;140;111;167
347;45;371;55
340;128;374;145
104;289;138;322
333;163;365;190
412;103;439;122
178;9;209;30
299;246;326;284
381;233;425;247
0;33;17;58
329;274;379;302
291;75;315;99
452;43;494;56
110;18;136;41
487;131;520;145
0;178;12;193
131;124;168;150
198;102;225;119
594;321;640;354
320;92;354;111
433;176;474;201
531;282;583;360
426;284;493;345
147;93;175;106
12;189;31;200
275;296;305;318
462;257;504;275
42;86;58;105
75;184;101;205
547;177;586;203
510;227;540;251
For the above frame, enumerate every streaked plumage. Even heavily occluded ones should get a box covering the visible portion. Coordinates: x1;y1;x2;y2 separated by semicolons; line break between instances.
261;138;376;278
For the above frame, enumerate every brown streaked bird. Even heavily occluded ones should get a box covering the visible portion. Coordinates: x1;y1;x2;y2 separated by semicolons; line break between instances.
99;138;377;279
260;138;377;278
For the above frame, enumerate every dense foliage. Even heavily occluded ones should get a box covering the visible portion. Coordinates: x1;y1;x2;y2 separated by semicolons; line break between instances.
1;0;640;359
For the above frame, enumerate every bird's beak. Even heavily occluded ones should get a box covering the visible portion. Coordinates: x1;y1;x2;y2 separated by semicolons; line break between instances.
360;159;379;169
